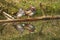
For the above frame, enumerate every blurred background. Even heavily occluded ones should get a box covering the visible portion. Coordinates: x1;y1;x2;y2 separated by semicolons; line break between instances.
0;0;60;40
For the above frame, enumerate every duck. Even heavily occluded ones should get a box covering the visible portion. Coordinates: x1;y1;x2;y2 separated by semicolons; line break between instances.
13;23;24;33
22;23;35;33
25;5;36;18
16;8;25;19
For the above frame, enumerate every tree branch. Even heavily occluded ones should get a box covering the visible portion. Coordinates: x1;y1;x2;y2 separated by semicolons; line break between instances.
0;15;60;23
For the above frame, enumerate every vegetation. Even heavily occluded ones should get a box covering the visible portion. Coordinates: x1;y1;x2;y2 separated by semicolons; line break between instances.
0;0;60;40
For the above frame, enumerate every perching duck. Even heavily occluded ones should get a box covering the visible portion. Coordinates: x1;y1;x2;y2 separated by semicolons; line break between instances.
16;8;25;19
25;5;36;18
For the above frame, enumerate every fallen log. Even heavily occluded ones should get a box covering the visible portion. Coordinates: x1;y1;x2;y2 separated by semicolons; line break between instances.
0;15;60;23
